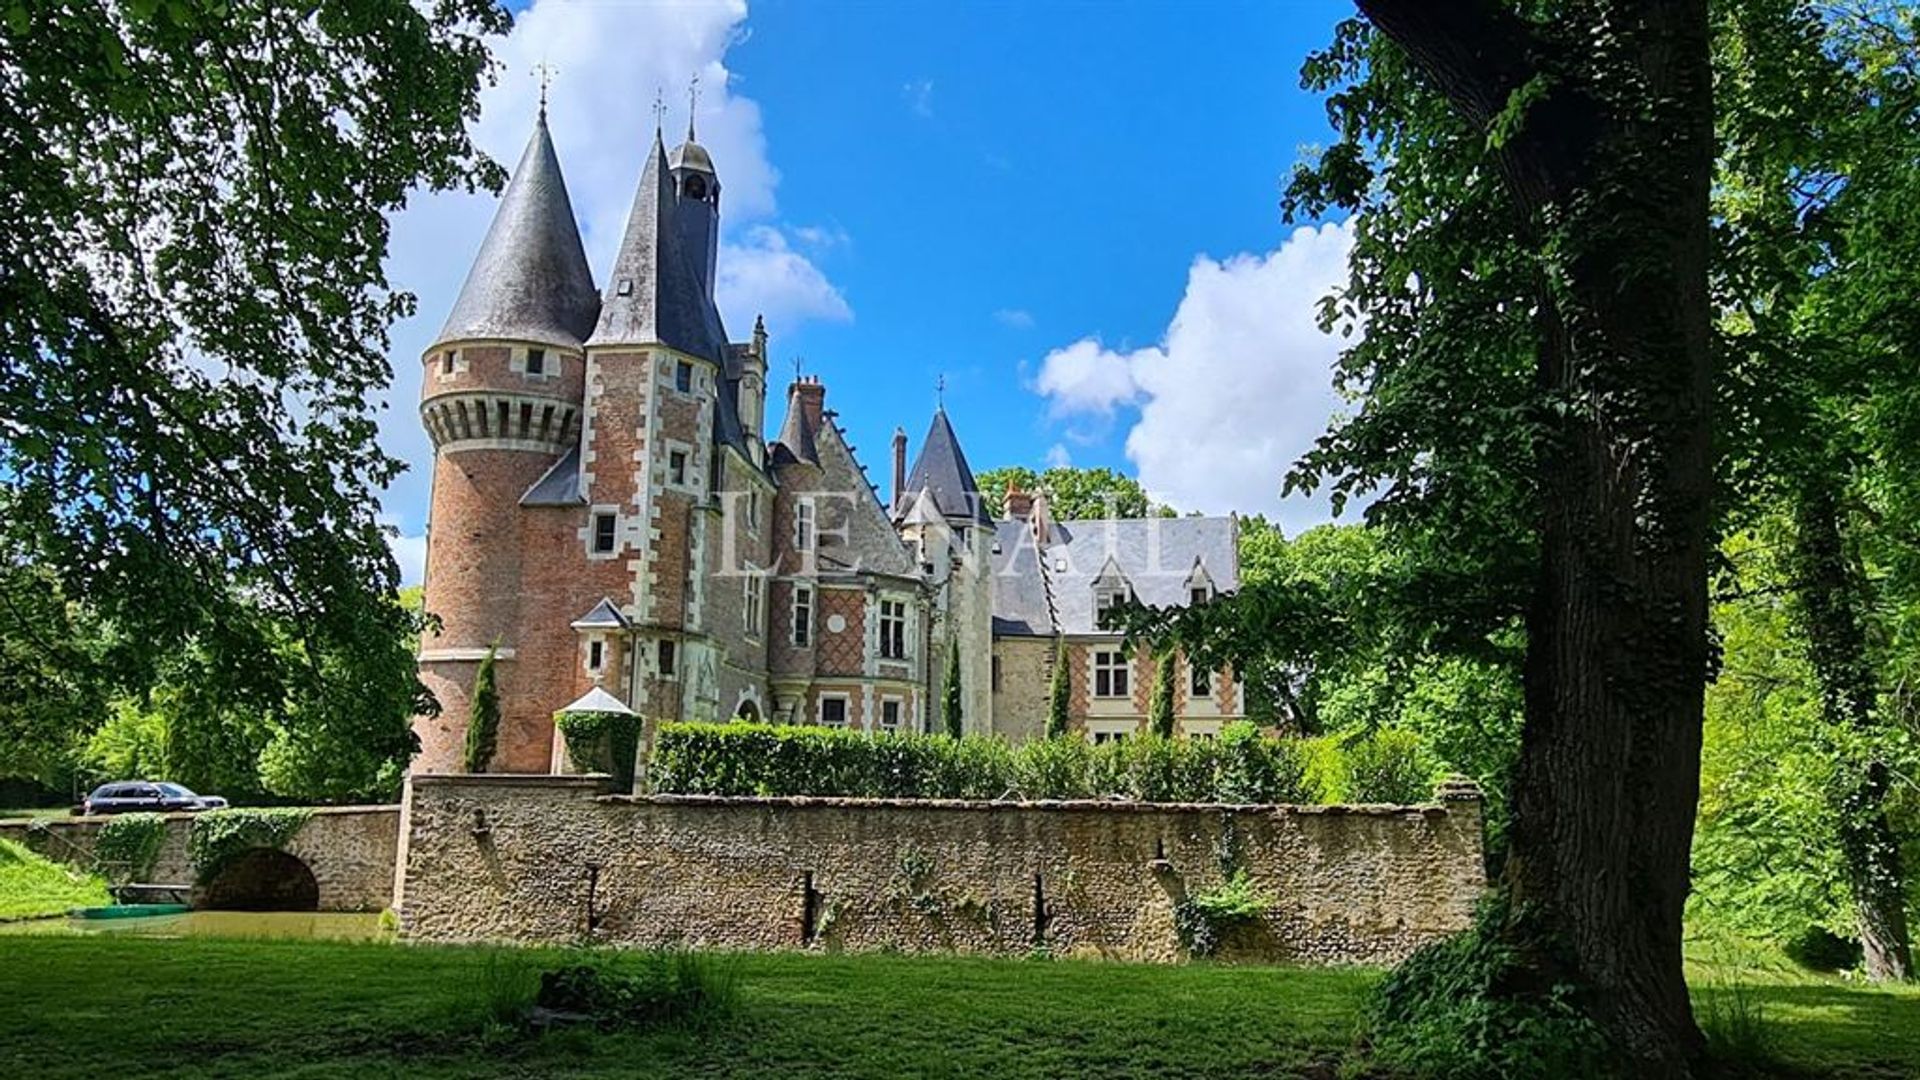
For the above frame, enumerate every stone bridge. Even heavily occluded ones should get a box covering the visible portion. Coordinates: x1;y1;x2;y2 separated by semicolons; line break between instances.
1;805;399;913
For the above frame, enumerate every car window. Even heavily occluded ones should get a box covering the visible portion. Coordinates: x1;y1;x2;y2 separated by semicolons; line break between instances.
133;785;160;799
158;783;191;797
92;785;119;800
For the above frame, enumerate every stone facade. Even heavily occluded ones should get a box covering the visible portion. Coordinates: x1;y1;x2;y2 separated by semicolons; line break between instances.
0;806;399;913
394;774;1485;965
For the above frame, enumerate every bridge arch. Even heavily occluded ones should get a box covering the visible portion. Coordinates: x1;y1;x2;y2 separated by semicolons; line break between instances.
198;848;320;911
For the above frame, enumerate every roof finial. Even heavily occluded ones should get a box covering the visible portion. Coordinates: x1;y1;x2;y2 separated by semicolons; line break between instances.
791;355;803;383
651;86;667;135
687;74;700;141
937;373;946;408
534;61;555;120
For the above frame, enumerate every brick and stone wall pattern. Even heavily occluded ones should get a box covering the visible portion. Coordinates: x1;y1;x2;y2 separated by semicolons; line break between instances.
991;638;1053;742
395;776;1485;965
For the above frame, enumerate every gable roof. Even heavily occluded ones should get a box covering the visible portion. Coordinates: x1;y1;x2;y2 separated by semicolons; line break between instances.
900;408;989;524
434;114;600;351
990;516;1240;636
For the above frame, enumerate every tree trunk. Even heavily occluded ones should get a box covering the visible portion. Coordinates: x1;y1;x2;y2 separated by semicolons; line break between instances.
1357;0;1716;1070
1790;475;1914;982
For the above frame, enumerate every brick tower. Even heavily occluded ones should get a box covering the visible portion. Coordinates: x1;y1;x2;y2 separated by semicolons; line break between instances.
416;108;600;773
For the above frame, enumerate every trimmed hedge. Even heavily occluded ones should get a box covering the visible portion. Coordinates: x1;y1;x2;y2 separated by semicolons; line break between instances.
649;721;1330;804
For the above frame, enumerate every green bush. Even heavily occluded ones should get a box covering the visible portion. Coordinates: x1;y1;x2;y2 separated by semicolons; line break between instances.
650;722;1339;804
1368;897;1613;1079
1174;869;1273;957
553;711;642;792
186;807;311;883
464;645;501;774
94;812;166;884
535;949;738;1031
1344;728;1442;803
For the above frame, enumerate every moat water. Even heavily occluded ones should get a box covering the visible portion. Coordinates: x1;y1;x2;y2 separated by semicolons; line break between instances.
1;911;386;940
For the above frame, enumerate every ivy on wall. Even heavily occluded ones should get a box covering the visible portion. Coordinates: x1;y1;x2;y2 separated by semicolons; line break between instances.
187;807;312;883
93;812;166;884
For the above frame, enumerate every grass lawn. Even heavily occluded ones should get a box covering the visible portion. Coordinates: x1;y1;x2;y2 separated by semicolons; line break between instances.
0;839;109;920
0;808;76;821
0;934;1915;1079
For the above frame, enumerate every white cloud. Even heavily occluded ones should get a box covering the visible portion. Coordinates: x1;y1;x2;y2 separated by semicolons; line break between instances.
903;79;934;118
1033;337;1146;418
378;0;844;534
717;225;853;330
993;308;1034;330
1031;221;1355;532
1044;443;1072;469
381;516;427;586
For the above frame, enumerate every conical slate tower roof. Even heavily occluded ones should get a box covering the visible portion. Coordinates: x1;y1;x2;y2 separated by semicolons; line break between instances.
587;130;727;361
902;408;990;524
435;114;599;351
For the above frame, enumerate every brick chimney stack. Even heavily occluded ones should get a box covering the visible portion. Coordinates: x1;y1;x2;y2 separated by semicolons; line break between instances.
1029;490;1052;546
1005;482;1035;520
793;374;825;432
891;426;908;511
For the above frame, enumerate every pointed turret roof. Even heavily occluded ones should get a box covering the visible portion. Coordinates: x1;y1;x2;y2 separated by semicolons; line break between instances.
587;130;728;361
901;408;990;524
435;114;599;351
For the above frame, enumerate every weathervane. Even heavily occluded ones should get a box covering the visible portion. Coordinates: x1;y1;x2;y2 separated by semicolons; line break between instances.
533;61;556;118
792;355;804;382
936;373;946;408
652;86;667;133
687;73;700;140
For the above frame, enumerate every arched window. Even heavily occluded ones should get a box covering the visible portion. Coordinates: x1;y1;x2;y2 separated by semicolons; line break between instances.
684;175;708;200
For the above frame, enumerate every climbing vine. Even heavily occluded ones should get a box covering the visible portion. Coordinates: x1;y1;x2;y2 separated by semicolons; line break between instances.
94;813;166;883
1173;870;1273;959
187;807;311;883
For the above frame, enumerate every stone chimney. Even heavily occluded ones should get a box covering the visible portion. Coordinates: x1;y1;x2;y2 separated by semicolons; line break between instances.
1029;490;1052;546
1005;482;1034;521
892;426;908;512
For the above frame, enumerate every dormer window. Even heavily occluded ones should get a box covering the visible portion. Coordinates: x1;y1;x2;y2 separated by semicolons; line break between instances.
1190;587;1210;606
1185;561;1216;608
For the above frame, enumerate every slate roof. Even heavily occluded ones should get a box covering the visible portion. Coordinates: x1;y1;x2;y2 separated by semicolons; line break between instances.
900;408;990;524
570;598;629;630
558;686;634;716
770;391;819;467
434;115;600;351
990;516;1240;636
587;129;748;458
520;445;584;506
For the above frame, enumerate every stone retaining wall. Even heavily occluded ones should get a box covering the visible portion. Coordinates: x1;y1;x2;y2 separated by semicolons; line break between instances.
395;774;1485;964
0;806;399;913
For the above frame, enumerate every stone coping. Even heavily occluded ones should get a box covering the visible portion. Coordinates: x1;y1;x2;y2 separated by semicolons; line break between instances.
0;804;398;828
409;772;608;790
601;793;1470;816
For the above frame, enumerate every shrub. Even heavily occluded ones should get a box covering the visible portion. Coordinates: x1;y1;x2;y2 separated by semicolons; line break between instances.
535;949;738;1031
943;637;963;738
651;721;1342;805
1345;728;1441;803
553;710;641;792
1149;650;1176;738
1174;869;1273;957
94;812;167;884
1046;639;1071;739
186;807;311;883
1368;897;1613;1079
464;645;500;773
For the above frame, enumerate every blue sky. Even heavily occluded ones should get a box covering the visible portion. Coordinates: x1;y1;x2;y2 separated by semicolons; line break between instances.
380;0;1360;581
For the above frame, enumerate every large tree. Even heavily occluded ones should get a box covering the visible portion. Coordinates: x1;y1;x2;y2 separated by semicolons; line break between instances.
976;466;1177;521
1290;1;1717;1068
0;0;506;762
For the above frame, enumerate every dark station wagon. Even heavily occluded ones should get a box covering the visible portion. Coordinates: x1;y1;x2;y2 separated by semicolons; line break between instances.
81;781;229;815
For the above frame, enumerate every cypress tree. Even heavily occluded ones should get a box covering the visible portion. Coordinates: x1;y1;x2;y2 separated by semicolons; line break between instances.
1150;649;1176;739
463;644;500;773
943;636;964;738
1047;638;1071;739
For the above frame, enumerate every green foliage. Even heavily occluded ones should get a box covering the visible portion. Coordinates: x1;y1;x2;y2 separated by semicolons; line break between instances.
943;637;963;738
1369;900;1614;1079
1046;638;1070;739
553;711;642;792
1342;729;1442;805
534;950;739;1032
0;836;110;919
0;0;482;808
975;466;1177;520
464;646;501;774
93;812;166;884
1148;651;1175;739
651;722;1334;805
186;807;311;883
1174;870;1273;958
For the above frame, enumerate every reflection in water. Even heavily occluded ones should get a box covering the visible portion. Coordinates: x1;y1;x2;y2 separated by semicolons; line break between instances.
2;911;385;941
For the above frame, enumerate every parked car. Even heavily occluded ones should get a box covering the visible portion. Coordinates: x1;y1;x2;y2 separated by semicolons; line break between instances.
82;782;229;815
